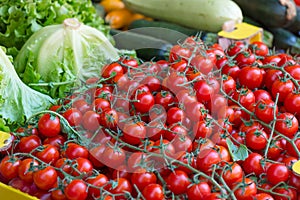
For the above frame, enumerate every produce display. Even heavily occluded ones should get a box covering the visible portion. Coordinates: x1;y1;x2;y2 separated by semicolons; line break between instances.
0;0;300;200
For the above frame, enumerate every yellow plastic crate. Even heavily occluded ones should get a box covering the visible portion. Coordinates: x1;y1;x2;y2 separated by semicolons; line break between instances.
0;182;38;200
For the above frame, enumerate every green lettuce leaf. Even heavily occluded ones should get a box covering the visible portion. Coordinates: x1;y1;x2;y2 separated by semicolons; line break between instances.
0;0;110;51
0;47;54;123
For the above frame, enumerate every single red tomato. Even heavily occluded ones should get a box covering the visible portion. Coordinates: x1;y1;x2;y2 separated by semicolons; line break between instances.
242;153;264;176
250;41;269;57
233;178;257;200
266;163;289;185
142;183;164;200
18;158;39;183
107;178;132;200
62;108;82;127
86;174;109;197
0;156;20;180
18;135;41;153
238;66;264;90
35;144;59;164
275;112;299;138
33;166;57;191
187;182;211;200
166;170;191;195
64;142;89;159
131;168;157;192
64;179;88;200
38;113;61;137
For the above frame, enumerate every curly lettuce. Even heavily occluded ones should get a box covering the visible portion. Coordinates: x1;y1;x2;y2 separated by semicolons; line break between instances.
0;0;110;52
0;47;54;125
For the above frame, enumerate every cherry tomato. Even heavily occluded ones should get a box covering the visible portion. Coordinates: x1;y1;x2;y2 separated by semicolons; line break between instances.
253;90;272;103
233;178;257;200
238;66;264;90
33;166;57;191
242;153;264;176
18;135;41;153
62;108;82;126
101;146;126;169
194;80;215;103
169;45;192;62
35;144;59;164
101;62;124;83
131;168;157;191
266;163;289;185
82;111;101;131
222;75;236;95
64;143;89;159
275;112;299;138
86;174;108;197
196;148;221;173
64;179;88;200
0;156;20;180
221;62;241;80
43;135;65;149
123;122;146;145
100;108;118;129
187;182;211;200
222;162;244;187
273;187;297;200
245;129;268;151
190;54;214;75
142;183;164;200
38;113;61;137
107;178;132;200
234;51;256;67
166;170;191;195
54;158;72;178
154;91;175;110
18;158;39;183
227;41;246;56
232;89;255;111
271;79;295;102
250;41;269;57
166;107;185;125
284;93;300;115
72;157;93;176
133;92;155;113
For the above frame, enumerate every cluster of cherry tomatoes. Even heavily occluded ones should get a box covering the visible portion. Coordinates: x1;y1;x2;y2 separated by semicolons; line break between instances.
0;36;300;200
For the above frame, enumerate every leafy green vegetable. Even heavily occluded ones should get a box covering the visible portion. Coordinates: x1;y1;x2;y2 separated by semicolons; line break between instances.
15;18;119;98
0;47;54;125
0;0;110;52
226;138;249;161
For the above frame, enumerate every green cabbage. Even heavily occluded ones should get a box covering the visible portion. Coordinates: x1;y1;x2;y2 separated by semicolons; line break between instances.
0;0;110;52
14;18;119;98
0;47;53;124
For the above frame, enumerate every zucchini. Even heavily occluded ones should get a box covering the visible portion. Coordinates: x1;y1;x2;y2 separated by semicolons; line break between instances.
123;0;243;32
232;0;297;28
286;7;300;34
110;29;172;61
128;19;218;45
268;28;300;54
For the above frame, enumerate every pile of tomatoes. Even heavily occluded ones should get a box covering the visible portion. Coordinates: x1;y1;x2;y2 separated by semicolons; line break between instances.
1;36;300;200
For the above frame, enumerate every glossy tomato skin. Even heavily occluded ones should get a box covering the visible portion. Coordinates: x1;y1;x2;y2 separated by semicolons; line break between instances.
131;168;157;192
266;164;289;185
62;108;82;127
271;79;295;103
165;170;191;195
255;99;278;123
233;178;257;200
0;156;20;180
18;135;41;153
222;162;244;188
245;129;268;151
275;112;299;138
35;144;59;164
107;178;132;200
33;166;57;191
18;158;39;183
284;93;300;115
86;174;109;197
133;92;155;113
242;153;264;176
72;158;93;176
238;66;264;90
64;143;88;159
82;111;101;131
250;41;269;57
38;113;61;137
101;62;124;83
142;183;164;200
187;182;211;200
123;122;146;145
255;193;274;200
64;179;88;200
196;148;221;173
